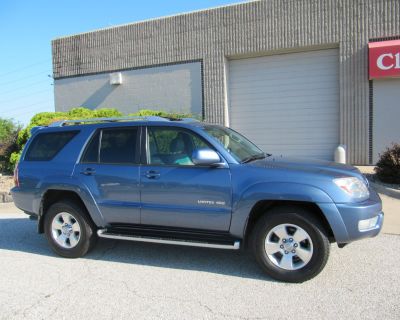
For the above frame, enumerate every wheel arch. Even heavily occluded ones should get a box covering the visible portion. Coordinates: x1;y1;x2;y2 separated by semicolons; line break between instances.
243;200;335;247
39;189;98;233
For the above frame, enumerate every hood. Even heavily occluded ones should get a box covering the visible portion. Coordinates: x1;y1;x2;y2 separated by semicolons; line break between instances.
248;155;360;178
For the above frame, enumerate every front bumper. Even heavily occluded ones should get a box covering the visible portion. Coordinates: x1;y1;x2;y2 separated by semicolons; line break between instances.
336;199;384;243
318;190;384;245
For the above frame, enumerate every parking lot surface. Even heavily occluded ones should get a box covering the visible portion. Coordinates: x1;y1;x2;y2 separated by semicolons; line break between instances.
0;208;399;320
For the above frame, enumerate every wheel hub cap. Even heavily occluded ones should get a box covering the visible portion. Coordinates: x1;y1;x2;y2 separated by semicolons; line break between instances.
51;212;81;249
264;223;314;271
283;241;294;252
61;224;73;237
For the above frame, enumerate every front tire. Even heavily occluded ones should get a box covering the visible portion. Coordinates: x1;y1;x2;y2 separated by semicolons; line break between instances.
251;206;330;282
44;200;97;258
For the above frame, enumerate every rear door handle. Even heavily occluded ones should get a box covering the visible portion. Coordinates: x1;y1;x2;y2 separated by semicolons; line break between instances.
144;170;160;179
80;168;96;176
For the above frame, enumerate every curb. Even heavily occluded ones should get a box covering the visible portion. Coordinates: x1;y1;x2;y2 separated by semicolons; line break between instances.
0;192;13;203
369;181;400;200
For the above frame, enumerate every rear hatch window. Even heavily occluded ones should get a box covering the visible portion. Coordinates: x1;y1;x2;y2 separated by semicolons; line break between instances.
25;131;79;161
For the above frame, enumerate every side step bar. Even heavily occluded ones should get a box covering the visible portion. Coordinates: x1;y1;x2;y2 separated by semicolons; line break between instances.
97;229;240;250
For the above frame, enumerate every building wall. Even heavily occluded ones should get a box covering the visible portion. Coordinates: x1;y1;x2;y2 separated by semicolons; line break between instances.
373;78;400;163
54;62;202;115
52;0;400;164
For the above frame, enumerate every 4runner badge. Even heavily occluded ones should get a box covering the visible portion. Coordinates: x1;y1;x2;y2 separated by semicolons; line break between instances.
197;200;226;206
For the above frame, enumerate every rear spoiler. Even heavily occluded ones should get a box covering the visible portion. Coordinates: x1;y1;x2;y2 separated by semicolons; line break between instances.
30;126;45;135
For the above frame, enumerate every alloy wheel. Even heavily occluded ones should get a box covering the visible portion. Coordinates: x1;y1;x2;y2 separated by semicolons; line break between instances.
264;223;313;270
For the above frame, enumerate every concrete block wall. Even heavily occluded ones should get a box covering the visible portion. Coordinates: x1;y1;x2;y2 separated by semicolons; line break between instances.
52;0;400;164
54;62;202;115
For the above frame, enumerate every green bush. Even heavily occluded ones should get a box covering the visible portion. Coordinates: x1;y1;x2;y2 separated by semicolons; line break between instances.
8;151;21;172
130;109;193;119
0;118;20;173
8;107;194;170
375;143;400;184
0;118;18;142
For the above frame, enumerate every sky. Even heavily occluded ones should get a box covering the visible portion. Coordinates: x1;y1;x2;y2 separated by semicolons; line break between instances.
0;0;245;125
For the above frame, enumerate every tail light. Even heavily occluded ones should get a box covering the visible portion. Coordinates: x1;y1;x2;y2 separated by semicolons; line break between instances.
13;163;19;187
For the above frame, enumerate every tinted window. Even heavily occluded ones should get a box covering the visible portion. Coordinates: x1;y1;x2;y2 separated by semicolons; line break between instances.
81;131;100;163
147;127;211;166
25;131;78;161
99;128;138;164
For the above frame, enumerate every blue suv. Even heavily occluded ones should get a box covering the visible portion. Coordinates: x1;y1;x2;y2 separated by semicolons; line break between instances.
11;116;383;282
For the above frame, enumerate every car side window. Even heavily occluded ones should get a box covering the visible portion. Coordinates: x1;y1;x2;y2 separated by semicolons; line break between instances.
81;131;100;163
147;127;211;166
81;128;139;164
25;131;79;161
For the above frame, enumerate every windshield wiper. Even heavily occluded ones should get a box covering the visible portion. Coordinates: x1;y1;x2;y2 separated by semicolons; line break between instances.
241;153;269;164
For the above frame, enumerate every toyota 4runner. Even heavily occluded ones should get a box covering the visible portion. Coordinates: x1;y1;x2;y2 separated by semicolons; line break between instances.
11;116;383;282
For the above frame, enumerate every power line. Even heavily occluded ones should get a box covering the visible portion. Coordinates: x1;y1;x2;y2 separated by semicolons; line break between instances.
4;101;54;119
9;107;55;121
0;71;52;87
3;106;54;118
0;60;50;79
0;88;53;105
2;99;53;113
0;78;52;96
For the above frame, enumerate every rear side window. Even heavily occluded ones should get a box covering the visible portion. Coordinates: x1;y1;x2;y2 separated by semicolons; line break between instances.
81;131;100;163
25;131;78;161
81;128;139;164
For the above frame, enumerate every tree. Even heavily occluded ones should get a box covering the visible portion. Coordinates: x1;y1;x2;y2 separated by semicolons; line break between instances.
0;118;20;173
0;118;18;142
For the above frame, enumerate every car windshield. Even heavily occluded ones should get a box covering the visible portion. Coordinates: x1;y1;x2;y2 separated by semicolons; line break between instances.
203;125;266;163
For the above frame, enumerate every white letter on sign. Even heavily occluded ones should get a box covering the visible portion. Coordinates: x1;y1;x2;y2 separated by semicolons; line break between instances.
396;53;400;69
377;53;394;70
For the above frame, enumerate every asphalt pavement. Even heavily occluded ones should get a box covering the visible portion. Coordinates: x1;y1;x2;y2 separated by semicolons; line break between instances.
0;203;399;320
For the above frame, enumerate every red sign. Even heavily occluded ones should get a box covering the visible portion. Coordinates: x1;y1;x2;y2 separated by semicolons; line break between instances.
369;40;400;79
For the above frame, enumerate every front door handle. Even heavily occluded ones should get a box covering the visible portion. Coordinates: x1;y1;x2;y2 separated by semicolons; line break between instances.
144;170;160;179
80;168;96;176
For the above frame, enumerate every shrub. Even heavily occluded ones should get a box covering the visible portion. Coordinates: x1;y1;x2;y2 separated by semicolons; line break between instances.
375;143;400;184
0;134;19;173
8;150;21;172
0;118;18;142
129;109;195;119
0;118;20;173
8;107;194;170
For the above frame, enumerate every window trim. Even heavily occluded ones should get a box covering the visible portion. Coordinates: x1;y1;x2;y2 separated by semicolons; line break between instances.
80;126;141;165
25;130;79;162
143;126;224;168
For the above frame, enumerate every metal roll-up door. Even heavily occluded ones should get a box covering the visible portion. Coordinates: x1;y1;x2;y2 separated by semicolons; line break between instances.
228;49;339;160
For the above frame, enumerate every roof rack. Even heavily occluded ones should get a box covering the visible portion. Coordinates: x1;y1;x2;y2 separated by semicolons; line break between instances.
49;116;199;127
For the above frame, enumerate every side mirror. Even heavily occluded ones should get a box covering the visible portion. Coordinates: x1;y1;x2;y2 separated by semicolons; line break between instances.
192;148;222;166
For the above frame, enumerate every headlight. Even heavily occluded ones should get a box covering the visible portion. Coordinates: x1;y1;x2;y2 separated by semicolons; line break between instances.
333;177;369;199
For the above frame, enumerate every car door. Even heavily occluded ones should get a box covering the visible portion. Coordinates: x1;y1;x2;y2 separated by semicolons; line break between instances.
140;126;232;231
74;126;141;224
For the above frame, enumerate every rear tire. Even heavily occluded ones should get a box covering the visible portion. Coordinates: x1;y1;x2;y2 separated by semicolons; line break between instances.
44;200;97;258
251;205;330;282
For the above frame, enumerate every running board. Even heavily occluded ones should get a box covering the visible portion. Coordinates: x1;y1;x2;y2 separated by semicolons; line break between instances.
97;229;240;250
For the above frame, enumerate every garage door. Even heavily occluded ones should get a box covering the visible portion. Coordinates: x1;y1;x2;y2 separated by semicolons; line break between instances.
228;49;339;160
